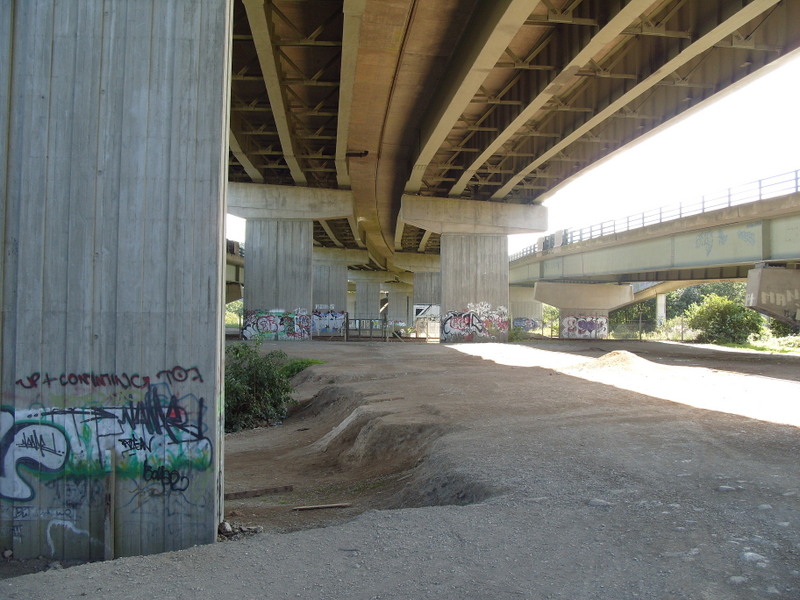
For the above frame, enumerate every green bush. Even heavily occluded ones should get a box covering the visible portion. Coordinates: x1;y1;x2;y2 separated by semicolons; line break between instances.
224;343;295;432
768;318;800;337
684;294;763;345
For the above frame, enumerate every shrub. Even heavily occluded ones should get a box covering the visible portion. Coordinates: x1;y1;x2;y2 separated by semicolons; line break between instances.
768;318;800;337
224;343;295;432
684;294;763;345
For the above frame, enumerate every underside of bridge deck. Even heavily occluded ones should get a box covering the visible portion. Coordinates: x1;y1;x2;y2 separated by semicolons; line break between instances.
229;0;800;271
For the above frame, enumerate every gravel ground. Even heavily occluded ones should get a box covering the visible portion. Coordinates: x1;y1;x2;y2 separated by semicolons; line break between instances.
3;340;799;599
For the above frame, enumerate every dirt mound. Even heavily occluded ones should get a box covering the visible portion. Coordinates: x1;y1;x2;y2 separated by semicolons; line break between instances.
566;350;657;373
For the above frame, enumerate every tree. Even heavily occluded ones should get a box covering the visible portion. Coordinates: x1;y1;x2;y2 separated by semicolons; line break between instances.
684;293;763;344
609;298;656;331
667;281;746;319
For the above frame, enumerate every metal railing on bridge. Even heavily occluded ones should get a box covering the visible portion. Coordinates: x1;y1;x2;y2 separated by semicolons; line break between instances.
510;169;800;262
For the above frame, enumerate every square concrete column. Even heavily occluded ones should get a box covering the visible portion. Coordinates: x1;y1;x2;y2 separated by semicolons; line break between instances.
1;0;230;560
313;263;348;311
243;219;313;340
440;234;510;342
510;286;543;331
355;280;383;320
534;282;633;339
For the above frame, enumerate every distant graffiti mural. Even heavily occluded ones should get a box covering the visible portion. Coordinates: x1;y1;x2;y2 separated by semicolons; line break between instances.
512;317;539;331
312;310;346;336
561;315;608;339
442;302;509;342
243;309;312;341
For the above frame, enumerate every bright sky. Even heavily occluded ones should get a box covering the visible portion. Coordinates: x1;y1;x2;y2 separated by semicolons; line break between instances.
226;50;800;250
508;49;800;254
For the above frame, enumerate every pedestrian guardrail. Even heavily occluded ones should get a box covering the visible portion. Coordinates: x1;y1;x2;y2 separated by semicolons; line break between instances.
510;169;800;262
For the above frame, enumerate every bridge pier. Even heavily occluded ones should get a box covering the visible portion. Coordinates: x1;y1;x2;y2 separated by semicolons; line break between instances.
746;265;800;326
534;282;633;339
399;194;546;343
1;0;230;560
510;286;544;333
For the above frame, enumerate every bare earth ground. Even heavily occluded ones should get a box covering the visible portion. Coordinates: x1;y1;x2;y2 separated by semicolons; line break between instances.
4;339;800;599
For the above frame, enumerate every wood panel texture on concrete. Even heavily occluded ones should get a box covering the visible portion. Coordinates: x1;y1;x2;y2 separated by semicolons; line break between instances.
244;219;313;314
440;234;510;342
0;0;231;560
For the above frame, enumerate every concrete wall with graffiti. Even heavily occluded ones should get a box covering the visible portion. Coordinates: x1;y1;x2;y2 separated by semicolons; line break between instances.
243;310;312;341
560;315;609;339
311;310;347;336
441;303;510;343
2;366;218;561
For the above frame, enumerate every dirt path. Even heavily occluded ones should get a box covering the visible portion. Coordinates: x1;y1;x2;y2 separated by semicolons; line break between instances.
5;340;800;599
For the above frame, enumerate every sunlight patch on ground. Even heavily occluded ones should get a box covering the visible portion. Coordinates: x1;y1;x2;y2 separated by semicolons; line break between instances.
448;343;800;428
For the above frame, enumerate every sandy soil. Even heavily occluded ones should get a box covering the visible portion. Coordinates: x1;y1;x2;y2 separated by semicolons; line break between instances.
3;339;800;599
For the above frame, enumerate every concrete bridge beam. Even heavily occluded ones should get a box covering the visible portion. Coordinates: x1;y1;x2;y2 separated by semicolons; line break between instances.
746;265;800;326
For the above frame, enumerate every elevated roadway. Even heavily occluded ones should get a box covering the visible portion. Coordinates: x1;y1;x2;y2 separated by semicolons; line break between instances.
229;0;800;271
510;171;800;285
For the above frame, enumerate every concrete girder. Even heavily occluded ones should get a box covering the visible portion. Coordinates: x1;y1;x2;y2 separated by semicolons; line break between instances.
319;219;345;247
313;247;370;265
404;0;538;194
400;194;547;235
391;252;441;273
491;0;784;200
448;0;657;198
533;281;633;311
227;182;353;220
335;0;366;189
242;0;307;185
229;110;264;183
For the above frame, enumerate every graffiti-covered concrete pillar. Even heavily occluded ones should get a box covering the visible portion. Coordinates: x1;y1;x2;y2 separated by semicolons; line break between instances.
440;234;511;342
228;183;353;340
746;264;800;326
386;282;413;328
399;194;546;343
349;271;388;321
510;286;543;332
534;282;633;339
0;0;231;560
312;248;367;337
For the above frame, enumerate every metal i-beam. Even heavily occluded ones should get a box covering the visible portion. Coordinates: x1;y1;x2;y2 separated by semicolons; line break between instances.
404;0;537;193
491;0;783;199
242;0;307;185
448;0;656;198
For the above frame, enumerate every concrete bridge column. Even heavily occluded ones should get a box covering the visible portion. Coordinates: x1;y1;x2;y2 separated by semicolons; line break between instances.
386;282;413;327
746;265;800;326
534;282;633;339
0;0;230;560
510;286;543;332
656;293;667;326
228;183;353;340
312;248;369;313
349;271;387;321
441;234;511;342
398;194;546;343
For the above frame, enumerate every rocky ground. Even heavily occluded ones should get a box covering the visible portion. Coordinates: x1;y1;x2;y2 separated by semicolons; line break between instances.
3;339;799;599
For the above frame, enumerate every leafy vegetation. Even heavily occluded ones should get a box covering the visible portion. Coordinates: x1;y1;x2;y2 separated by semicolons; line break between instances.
683;293;764;345
224;342;323;432
225;299;243;328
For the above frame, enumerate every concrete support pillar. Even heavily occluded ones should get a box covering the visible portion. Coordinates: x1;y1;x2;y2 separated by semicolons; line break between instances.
510;286;543;331
656;293;667;326
746;265;800;326
534;282;633;339
0;0;230;560
440;234;510;342
242;219;313;340
413;272;441;315
386;283;413;326
313;263;348;312
355;281;383;320
312;248;369;312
